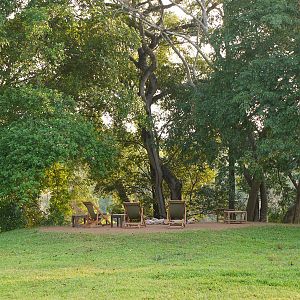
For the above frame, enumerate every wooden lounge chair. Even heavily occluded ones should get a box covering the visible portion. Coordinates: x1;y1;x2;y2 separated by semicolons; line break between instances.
123;202;146;228
167;200;186;227
83;201;110;226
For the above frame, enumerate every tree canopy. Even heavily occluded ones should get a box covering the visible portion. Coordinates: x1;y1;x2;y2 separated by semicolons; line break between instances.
0;0;299;230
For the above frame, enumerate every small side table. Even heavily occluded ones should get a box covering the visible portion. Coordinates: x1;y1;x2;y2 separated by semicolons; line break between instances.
111;214;126;228
72;214;88;227
224;210;247;224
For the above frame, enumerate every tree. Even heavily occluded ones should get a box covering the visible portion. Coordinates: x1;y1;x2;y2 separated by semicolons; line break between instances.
0;0;138;227
108;0;222;217
196;0;300;221
0;86;116;228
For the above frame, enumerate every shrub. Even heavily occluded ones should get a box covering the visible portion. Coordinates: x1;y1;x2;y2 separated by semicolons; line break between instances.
0;199;25;232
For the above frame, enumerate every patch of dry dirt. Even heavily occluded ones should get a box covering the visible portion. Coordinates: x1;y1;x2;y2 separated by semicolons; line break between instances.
39;222;269;235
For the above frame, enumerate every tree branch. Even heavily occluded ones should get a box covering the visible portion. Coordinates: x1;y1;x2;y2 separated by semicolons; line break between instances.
288;173;299;190
168;0;208;34
162;32;195;86
112;0;216;71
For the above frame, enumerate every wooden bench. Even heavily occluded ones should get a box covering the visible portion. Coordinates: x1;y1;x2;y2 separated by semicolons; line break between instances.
224;210;247;224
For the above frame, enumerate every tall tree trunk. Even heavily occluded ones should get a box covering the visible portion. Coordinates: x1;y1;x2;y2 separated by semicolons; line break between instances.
132;23;182;218
284;177;300;224
161;164;182;199
150;166;160;218
141;128;166;218
243;167;260;221
246;178;261;221
132;25;167;218
253;195;259;221
152;197;160;218
293;183;300;223
228;148;235;209
283;204;295;223
260;178;268;222
284;191;300;223
244;132;264;221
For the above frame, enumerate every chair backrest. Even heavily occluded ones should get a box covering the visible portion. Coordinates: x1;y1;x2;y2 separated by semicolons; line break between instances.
123;202;141;220
83;201;97;220
169;200;186;220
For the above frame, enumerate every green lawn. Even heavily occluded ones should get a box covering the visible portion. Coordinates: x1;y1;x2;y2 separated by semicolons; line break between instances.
0;225;300;299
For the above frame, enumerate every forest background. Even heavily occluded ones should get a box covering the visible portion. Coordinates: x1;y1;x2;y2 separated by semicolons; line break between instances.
0;0;299;231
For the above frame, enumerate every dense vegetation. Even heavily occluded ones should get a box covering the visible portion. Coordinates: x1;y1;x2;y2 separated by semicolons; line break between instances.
0;225;300;299
0;0;299;230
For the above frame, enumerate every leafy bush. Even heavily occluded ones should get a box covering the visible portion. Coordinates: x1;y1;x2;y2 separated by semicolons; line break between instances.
0;87;117;229
0;199;25;232
42;163;72;225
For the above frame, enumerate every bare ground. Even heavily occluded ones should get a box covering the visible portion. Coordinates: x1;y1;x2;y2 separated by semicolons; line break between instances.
39;222;271;235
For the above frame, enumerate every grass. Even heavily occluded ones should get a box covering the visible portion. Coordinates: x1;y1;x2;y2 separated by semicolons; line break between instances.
0;225;300;299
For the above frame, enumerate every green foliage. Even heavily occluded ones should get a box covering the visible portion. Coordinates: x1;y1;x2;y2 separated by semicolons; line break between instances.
267;172;296;222
0;0;299;225
208;0;300;162
0;86;117;229
0;86;75;124
190;0;300;216
43;163;72;225
0;198;24;232
97;138;153;204
0;0;139;124
0;1;22;18
68;165;100;210
0;0;139;229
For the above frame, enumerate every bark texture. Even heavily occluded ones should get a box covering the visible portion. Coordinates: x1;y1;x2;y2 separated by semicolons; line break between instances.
293;186;300;223
134;23;181;218
260;179;268;222
284;177;300;224
161;164;182;199
243;167;268;222
246;178;261;221
141;128;166;218
228;148;235;209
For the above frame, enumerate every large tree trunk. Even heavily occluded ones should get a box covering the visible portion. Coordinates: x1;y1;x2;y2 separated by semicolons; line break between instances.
150;166;160;218
132;26;167;218
293;186;300;223
228;148;235;209
253;195;260;221
161;164;182;199
244;133;267;221
283;204;295;223
133;23;182;218
243;168;260;221
283;177;300;224
243;167;268;221
152;194;160;218
141;128;166;218
260;179;268;222
246;178;261;221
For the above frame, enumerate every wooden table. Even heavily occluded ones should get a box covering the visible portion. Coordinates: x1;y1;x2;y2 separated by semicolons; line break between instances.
110;214;126;228
224;210;247;224
72;214;88;227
